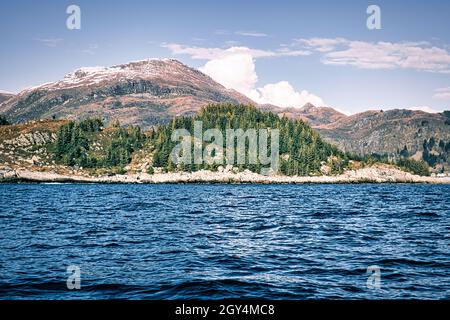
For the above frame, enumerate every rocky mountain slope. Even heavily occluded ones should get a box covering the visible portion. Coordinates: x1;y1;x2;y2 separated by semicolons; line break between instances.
267;104;450;168
0;91;14;104
0;59;254;128
315;109;450;159
1;58;449;169
275;103;347;126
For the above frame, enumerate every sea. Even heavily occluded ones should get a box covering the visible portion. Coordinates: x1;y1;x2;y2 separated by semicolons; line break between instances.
0;183;449;299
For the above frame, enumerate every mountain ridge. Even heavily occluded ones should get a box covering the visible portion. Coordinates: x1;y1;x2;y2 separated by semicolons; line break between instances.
0;59;255;127
1;58;449;170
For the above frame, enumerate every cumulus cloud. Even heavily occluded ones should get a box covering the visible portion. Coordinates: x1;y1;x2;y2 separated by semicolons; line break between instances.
297;37;450;73
249;81;325;108
163;43;320;108
200;51;258;94
433;87;450;100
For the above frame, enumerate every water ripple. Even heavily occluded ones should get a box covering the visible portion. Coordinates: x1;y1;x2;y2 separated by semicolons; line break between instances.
0;184;449;299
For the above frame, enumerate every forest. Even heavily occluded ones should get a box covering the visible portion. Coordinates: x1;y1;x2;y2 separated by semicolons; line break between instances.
50;104;431;176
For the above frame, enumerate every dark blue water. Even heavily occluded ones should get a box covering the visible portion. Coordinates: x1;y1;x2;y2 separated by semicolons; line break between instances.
0;184;449;300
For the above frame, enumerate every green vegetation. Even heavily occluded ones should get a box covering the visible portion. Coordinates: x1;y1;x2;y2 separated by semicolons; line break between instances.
47;105;436;177
422;137;450;171
150;104;348;176
0;115;10;126
53;118;103;167
52;118;146;169
397;158;430;176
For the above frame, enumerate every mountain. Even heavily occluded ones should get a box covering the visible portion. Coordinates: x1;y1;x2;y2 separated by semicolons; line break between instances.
149;104;345;176
0;91;14;104
0;59;255;128
316;109;450;159
1;58;449;169
264;103;449;168
1;104;436;183
276;103;347;126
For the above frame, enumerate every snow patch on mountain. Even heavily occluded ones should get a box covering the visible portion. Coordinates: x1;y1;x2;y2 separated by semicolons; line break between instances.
21;59;197;92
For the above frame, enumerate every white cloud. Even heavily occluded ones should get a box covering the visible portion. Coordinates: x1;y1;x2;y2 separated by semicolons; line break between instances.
249;81;326;108
406;106;440;113
235;31;268;37
162;43;226;60
333;107;353;116
163;43;325;108
162;43;310;60
200;51;258;94
433;87;450;100
297;37;450;73
164;43;322;108
296;37;348;52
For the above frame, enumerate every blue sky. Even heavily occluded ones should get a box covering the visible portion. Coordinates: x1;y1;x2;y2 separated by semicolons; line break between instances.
1;0;450;113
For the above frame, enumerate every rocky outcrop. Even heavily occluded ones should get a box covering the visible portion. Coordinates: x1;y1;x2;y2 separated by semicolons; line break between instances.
3;131;56;148
1;164;449;184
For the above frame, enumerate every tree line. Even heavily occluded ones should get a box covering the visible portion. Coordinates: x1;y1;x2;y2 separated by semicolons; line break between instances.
52;118;146;169
150;104;349;176
48;104;433;177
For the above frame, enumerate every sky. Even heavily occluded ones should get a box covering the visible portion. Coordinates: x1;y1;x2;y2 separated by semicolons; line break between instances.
1;0;450;114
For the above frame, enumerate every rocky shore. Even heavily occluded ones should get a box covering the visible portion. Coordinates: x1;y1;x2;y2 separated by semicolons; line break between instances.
1;164;449;184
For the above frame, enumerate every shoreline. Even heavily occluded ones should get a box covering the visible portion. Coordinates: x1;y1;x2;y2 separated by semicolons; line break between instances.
1;165;450;185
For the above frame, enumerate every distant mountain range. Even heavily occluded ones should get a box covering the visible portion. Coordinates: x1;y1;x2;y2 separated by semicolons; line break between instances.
316;109;450;159
1;58;449;163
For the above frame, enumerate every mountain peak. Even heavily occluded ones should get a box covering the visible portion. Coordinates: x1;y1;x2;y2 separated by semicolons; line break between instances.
60;58;192;88
299;102;318;111
12;58;209;95
0;58;255;127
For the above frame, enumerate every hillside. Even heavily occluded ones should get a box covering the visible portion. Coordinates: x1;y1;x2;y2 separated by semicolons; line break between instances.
315;109;450;168
250;102;450;172
150;104;347;176
0;59;254;128
0;105;351;177
1;58;449;173
0;92;14;104
1;104;436;183
276;103;347;126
